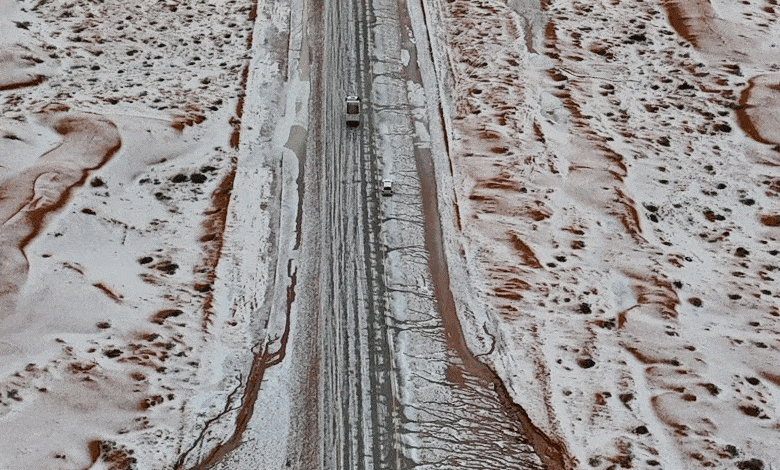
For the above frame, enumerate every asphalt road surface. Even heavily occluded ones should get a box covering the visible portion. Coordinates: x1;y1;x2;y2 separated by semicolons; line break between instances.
312;0;404;465
296;0;561;466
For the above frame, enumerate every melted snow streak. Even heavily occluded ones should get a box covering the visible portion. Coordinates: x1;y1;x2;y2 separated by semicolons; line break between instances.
433;0;780;465
0;112;121;315
416;138;567;469
178;264;294;470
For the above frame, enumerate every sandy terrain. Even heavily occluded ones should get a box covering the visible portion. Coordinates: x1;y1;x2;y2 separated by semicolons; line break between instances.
0;0;263;467
422;0;780;467
3;0;780;466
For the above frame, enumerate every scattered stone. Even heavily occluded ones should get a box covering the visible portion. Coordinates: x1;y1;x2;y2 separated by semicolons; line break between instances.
737;458;765;470
740;405;761;417
577;358;596;369
156;261;178;275
190;172;207;183
150;309;183;324
633;425;649;434
701;383;720;395
760;215;780;227
104;349;122;358
703;209;726;221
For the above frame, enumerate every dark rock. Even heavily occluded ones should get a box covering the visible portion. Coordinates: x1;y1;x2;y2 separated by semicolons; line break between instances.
737;458;764;470
156;262;178;275
633;425;649;434
740;405;761;417
577;358;596;369
760;215;780;227
150;309;183;325
190;173;207;183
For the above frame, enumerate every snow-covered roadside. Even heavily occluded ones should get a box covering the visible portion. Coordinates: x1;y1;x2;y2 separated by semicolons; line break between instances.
207;0;313;465
418;0;780;467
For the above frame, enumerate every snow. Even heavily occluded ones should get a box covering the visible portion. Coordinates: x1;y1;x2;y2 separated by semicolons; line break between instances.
419;0;780;466
0;0;268;466
3;0;780;466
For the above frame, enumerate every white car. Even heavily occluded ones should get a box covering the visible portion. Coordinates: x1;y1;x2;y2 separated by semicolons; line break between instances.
381;179;393;196
346;95;360;126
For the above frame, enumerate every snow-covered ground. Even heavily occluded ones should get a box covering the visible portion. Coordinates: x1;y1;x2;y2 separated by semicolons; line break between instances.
3;0;780;466
420;0;780;467
0;0;274;467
